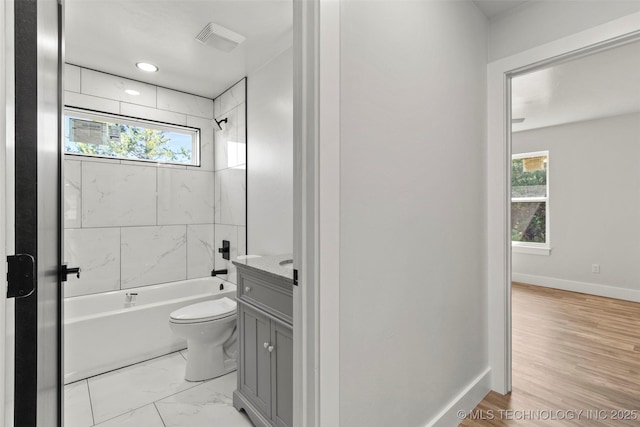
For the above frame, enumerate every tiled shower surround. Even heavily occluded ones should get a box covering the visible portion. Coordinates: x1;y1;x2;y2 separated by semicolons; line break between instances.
63;65;247;298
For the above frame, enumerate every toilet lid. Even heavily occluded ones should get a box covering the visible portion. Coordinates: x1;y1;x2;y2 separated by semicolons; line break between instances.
170;297;237;323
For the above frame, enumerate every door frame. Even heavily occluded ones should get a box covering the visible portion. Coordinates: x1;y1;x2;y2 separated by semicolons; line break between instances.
292;0;340;426
3;0;63;425
487;11;640;394
1;0;11;424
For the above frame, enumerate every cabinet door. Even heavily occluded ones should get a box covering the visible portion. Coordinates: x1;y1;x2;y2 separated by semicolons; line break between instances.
240;305;272;417
271;322;293;427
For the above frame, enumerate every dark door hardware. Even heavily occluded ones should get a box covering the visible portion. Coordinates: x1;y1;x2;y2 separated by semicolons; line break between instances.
218;240;230;260
60;264;81;282
293;269;298;286
6;254;36;299
212;269;228;277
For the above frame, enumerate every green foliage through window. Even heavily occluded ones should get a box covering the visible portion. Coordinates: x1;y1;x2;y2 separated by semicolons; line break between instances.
511;154;548;245
65;112;198;165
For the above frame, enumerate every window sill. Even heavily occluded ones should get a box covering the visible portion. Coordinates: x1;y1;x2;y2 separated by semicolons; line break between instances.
512;245;551;256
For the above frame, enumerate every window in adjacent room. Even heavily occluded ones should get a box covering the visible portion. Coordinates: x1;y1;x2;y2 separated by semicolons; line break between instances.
64;108;200;166
511;151;549;255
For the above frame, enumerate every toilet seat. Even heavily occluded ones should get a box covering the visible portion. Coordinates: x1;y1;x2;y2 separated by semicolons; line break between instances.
170;297;237;324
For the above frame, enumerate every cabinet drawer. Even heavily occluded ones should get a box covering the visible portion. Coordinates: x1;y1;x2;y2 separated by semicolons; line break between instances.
239;275;292;319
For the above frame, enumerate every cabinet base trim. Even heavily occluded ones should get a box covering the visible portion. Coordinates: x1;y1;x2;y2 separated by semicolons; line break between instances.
234;390;274;427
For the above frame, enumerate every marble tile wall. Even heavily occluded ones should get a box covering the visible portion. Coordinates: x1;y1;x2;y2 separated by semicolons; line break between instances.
213;79;247;283
63;65;219;298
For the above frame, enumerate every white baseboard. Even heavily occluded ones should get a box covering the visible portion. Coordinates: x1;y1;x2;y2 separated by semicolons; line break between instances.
425;367;491;427
512;273;640;302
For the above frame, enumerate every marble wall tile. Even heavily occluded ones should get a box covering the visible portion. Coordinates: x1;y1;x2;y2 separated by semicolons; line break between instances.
157;169;214;225
120;102;187;126
214;79;246;117
215;167;246;226
64;64;81;93
236;105;247;165
82;162;156;227
81;68;156;107
186;115;215;171
64;228;121;298
215;107;237;171
121;226;187;288
214;224;239;284
156;87;213;119
68;155;121;164
238;226;247;257
65;91;120;115
187;224;215;279
64;160;82;229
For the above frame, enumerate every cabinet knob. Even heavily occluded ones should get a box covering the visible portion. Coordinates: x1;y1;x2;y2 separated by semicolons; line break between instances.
264;342;269;349
268;345;274;353
245;286;251;293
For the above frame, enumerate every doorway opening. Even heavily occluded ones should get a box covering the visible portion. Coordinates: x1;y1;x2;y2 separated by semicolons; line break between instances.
505;36;640;415
60;1;292;426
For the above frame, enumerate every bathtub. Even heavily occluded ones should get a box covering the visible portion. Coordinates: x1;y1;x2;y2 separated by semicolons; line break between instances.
64;277;236;384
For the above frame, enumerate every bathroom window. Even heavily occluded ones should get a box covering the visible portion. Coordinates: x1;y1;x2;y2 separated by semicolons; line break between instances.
64;108;200;166
511;151;550;255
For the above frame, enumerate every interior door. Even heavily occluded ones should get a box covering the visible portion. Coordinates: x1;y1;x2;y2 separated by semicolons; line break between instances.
9;0;63;425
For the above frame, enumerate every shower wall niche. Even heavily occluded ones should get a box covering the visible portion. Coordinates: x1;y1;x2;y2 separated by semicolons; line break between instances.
63;65;247;298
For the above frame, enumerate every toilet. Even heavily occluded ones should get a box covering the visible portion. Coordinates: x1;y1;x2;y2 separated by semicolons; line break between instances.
169;297;238;381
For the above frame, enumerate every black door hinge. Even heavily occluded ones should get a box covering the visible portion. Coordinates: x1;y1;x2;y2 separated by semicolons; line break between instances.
293;268;298;286
6;254;36;299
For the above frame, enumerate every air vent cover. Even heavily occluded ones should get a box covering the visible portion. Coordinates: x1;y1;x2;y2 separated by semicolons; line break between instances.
195;22;246;53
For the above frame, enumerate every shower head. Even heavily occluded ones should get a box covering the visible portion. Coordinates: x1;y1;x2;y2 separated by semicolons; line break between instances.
214;117;228;131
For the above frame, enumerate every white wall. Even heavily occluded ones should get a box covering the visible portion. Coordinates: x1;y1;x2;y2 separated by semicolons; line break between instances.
512;113;640;297
338;2;489;426
247;48;293;256
488;0;640;61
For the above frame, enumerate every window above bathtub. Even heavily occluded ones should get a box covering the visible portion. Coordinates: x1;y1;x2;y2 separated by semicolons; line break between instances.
64;108;200;166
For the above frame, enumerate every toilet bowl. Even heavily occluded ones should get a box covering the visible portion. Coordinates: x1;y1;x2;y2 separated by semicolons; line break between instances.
169;297;237;381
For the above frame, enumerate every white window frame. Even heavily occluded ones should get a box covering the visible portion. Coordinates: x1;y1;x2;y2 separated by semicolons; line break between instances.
64;107;201;166
511;150;550;256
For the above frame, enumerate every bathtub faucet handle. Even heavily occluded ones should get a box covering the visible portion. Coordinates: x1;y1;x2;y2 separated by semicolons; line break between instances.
218;240;230;261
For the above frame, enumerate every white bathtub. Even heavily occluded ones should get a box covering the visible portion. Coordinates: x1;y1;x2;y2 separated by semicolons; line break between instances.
64;277;236;384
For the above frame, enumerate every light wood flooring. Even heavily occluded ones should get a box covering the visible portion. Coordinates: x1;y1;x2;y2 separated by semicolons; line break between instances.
461;283;640;426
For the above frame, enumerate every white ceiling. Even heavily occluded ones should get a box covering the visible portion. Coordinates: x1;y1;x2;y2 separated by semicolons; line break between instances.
65;0;293;99
512;40;640;132
473;0;529;19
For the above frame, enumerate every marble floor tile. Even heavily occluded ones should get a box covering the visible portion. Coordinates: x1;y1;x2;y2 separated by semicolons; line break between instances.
64;380;94;427
88;353;200;424
155;372;252;427
94;404;165;427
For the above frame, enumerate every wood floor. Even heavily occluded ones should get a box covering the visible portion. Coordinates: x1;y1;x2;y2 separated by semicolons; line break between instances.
461;283;640;426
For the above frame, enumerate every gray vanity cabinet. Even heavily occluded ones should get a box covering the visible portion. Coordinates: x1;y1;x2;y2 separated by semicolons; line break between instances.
233;262;293;427
271;322;293;427
239;305;273;417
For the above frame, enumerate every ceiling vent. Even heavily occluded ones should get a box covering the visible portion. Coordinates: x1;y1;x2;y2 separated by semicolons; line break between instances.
195;22;246;53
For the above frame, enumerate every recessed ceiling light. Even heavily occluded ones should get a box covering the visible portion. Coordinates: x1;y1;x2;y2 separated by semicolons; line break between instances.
136;62;158;72
124;89;140;96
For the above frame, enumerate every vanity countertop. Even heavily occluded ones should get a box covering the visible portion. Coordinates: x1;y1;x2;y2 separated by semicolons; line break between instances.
232;254;294;283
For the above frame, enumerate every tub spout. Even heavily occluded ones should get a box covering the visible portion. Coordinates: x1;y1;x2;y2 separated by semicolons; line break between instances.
211;269;228;277
124;292;138;308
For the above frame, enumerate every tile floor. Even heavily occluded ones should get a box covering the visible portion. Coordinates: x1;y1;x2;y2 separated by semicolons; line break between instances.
64;350;253;427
